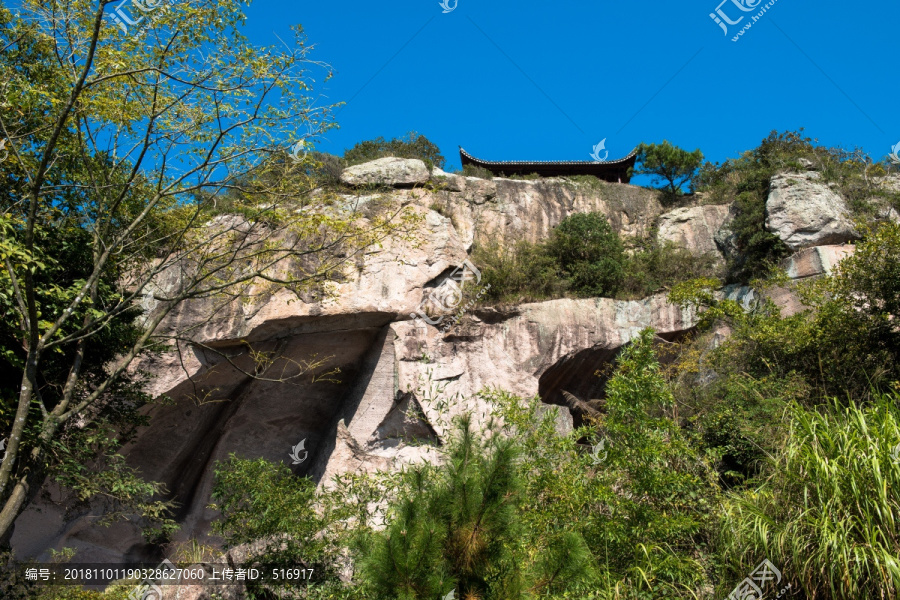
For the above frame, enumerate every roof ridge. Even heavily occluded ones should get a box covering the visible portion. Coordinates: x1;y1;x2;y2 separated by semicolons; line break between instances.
458;146;638;166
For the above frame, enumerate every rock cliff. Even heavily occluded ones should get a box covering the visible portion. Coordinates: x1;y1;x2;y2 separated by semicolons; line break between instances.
11;159;858;567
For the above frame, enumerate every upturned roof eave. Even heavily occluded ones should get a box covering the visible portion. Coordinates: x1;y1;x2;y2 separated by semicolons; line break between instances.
458;146;638;167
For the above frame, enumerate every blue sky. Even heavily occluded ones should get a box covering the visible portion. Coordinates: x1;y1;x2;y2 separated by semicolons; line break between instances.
240;0;899;172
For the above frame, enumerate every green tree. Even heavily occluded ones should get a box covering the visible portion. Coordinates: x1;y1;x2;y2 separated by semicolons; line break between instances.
0;0;413;545
358;414;529;600
829;222;900;369
721;190;790;282
634;141;704;201
344;132;446;170
548;212;625;297
485;330;718;598
209;455;355;599
597;330;717;593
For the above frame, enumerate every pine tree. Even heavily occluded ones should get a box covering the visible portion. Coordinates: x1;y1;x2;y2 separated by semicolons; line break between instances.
358;414;525;600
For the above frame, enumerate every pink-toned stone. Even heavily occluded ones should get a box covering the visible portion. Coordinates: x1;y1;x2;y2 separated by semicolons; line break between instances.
783;244;855;279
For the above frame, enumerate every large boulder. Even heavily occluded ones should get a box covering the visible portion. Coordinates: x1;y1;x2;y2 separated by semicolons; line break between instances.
340;157;430;187
765;172;858;250
657;204;730;258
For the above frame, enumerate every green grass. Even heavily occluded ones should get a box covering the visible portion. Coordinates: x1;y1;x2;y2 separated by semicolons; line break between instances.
717;392;900;599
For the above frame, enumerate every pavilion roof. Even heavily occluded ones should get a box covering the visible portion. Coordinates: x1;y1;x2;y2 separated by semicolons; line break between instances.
459;147;638;182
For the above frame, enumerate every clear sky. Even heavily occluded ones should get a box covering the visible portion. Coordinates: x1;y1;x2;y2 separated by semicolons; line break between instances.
239;0;900;172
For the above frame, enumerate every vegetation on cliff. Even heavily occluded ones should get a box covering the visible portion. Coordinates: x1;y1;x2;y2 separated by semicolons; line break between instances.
343;132;446;171
472;212;720;304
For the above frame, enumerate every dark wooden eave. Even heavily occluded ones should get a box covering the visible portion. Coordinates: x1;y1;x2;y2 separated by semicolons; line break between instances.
459;147;637;183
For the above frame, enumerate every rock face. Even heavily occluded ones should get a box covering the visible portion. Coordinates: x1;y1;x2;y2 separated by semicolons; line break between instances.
9;161;860;569
657;205;730;259
765;172;859;250
429;175;664;249
340;157;431;187
782;244;855;279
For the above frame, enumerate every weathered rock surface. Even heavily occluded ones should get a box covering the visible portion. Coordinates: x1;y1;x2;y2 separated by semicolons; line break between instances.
657;204;730;258
782;244;855;279
426;175;664;249
765;172;859;250
713;202;741;261
9;170;666;566
340;157;430;187
876;174;900;193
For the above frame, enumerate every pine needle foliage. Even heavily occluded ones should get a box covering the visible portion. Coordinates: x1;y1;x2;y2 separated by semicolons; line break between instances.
357;414;526;600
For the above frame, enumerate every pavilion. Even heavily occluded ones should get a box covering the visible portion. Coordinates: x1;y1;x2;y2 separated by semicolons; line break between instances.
459;147;637;183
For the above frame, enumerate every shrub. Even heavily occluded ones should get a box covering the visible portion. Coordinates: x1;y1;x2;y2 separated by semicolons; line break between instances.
489;329;719;598
721;190;790;282
472;216;721;305
470;239;568;304
461;164;494;179
669;222;900;404
676;372;805;488
503;172;542;180
308;151;346;186
548;212;625;297
209;455;346;599
829;221;900;366
617;240;721;300
344;132;445;170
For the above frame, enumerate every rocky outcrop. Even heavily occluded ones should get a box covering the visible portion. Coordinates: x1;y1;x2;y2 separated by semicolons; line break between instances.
765;172;859;250
340;157;431;187
657;204;730;259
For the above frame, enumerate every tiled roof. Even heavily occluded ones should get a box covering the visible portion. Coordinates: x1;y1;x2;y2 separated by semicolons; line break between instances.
459;147;638;167
458;147;637;183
